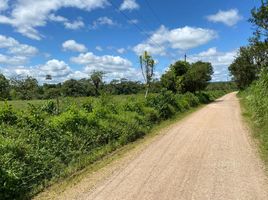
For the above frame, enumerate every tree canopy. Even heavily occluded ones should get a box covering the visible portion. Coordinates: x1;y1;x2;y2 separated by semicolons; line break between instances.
161;61;213;93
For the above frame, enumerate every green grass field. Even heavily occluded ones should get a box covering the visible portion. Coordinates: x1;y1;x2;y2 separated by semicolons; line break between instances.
1;94;144;110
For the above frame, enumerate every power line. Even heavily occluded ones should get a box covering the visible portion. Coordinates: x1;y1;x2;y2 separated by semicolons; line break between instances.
144;0;163;25
106;0;178;61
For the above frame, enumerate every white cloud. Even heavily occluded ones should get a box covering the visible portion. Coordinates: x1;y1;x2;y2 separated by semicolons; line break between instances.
0;35;38;66
206;9;242;26
96;46;103;51
0;0;108;40
49;14;84;30
0;35;38;56
117;48;126;54
0;0;9;11
0;54;142;83
70;52;141;80
133;25;217;56
48;14;68;23
187;47;238;81
128;19;139;24
120;0;139;11
62;40;87;52
0;54;28;65
39;59;72;78
64;19;84;30
91;16;117;29
0;59;87;83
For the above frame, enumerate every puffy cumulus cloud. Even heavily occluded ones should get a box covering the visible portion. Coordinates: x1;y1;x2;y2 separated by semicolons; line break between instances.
39;59;72;78
0;35;38;66
70;52;142;80
206;9;243;26
0;35;38;56
0;59;88;83
0;54;28;65
0;54;142;83
91;16;118;29
62;40;87;52
187;47;238;81
133;25;217;56
120;0;139;11
71;52;132;71
0;0;108;40
0;0;9;11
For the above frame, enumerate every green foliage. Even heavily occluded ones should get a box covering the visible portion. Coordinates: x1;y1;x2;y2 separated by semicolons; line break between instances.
0;103;17;125
206;81;237;91
161;61;213;93
242;72;268;125
0;74;10;100
229;46;259;89
41;101;58;115
0;91;226;199
249;0;268;40
182;61;213;93
161;61;190;93
240;72;268;164
90;71;104;96
10;76;39;100
229;1;268;89
62;79;86;97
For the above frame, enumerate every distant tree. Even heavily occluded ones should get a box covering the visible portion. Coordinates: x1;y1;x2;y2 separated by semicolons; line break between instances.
78;78;95;96
10;76;39;100
229;46;258;89
182;61;213;93
61;79;85;97
90;71;104;96
140;51;155;98
0;73;10;100
161;61;190;93
161;60;213;93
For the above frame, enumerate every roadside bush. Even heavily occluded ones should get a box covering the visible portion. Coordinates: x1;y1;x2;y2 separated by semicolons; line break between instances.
146;90;177;119
244;72;268;125
41;101;58;115
0;103;17;125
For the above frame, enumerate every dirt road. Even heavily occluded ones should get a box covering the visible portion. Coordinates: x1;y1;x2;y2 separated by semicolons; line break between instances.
44;93;268;200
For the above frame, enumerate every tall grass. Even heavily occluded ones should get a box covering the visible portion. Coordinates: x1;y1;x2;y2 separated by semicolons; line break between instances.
240;72;268;163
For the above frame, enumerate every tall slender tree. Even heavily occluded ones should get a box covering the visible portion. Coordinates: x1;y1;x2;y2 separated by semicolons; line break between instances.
140;51;155;98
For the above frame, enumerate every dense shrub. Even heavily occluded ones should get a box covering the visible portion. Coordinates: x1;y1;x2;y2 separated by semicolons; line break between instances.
242;72;268;125
241;72;268;164
0;103;17;125
0;91;226;199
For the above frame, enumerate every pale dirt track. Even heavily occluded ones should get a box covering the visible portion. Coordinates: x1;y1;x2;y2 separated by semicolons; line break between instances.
41;92;268;200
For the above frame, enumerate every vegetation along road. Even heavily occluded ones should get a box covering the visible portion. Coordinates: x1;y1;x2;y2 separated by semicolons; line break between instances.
41;92;268;200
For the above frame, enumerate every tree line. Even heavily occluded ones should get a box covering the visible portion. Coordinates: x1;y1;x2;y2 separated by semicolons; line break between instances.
0;58;215;101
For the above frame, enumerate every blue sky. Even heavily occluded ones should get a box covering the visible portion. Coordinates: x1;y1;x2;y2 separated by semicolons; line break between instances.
0;0;260;83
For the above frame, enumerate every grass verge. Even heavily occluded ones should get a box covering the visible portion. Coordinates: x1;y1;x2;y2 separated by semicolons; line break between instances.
238;93;268;170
